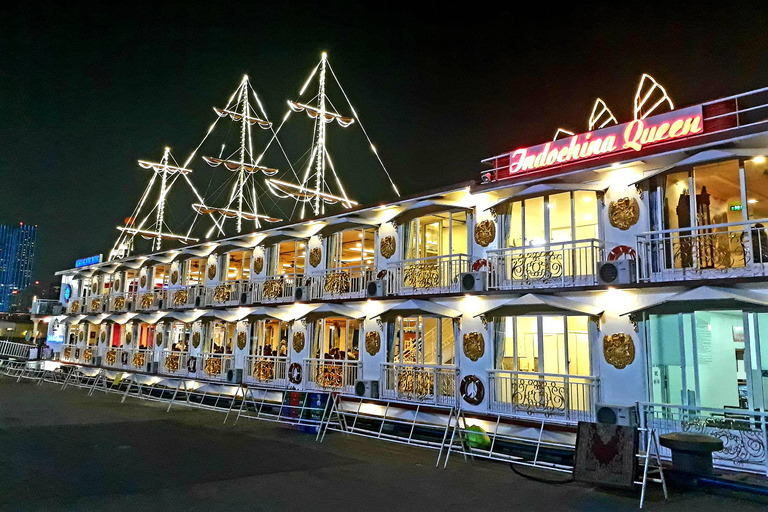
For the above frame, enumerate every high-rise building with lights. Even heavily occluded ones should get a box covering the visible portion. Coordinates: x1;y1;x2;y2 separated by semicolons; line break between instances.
0;223;37;312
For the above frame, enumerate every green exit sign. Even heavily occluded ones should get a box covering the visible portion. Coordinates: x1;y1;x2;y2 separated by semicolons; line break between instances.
731;204;743;211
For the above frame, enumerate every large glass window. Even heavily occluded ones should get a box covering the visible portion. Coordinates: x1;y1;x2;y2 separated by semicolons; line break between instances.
250;320;289;357
389;316;455;366
403;211;467;259
326;229;375;269
185;259;204;285
225;250;251;281
266;241;306;276
204;321;234;354
310;318;361;360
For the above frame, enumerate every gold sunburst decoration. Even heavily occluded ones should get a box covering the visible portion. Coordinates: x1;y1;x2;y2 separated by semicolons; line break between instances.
237;331;247;350
293;331;305;352
462;332;485;361
474;220;496;247
140;275;147;288
192;331;201;348
365;331;381;356
173;289;188;307
380;236;396;259
309;247;322;268
207;264;217;280
171;270;179;285
105;349;117;365
71;301;81;314
140;293;154;309
254;256;264;274
90;299;101;312
603;333;635;369
608;197;640;231
114;296;125;310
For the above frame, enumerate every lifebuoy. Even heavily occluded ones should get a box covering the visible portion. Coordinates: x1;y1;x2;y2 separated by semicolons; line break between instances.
121;352;129;365
288;362;302;384
472;258;488;272
460;375;485;406
187;356;197;373
607;245;636;261
376;269;389;280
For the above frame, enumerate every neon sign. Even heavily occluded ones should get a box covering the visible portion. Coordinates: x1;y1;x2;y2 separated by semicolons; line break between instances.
506;105;704;177
75;254;102;268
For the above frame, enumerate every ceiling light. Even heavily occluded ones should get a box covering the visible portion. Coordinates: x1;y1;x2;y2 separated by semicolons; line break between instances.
753;156;766;164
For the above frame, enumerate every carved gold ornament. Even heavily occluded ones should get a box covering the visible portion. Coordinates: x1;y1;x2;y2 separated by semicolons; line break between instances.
309;247;322;268
92;282;98;294
253;358;275;381
63;347;72;360
78;331;85;342
380;236;396;259
114;296;125;310
192;331;201;348
254;256;264;274
100;331;106;343
90;299;101;312
114;278;121;292
324;271;351;296
125;330;133;344
237;331;247;350
132;352;145;367
603;333;636;369
403;263;440;290
165;353;180;372
474;220;496;247
365;331;381;356
140;293;154;309
208;264;217;280
262;279;283;299
204;357;222;376
462;332;485;362
213;284;230;303
71;301;81;314
156;332;163;346
293;331;305;352
140;275;147;288
105;349;117;365
83;348;93;362
171;270;179;285
173;289;188;307
608;197;640;231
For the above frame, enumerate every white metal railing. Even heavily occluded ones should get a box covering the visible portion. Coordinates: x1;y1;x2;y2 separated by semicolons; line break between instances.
159;350;192;376
167;284;205;309
61;344;79;362
204;280;253;307
310;265;374;300
488;239;605;290
30;299;62;316
255;274;303;303
488;370;598;423
640;402;768;475
380;363;459;406
243;355;288;387
304;358;360;393
0;340;33;359
126;348;154;370
637;219;768;282
199;352;235;381
80;345;99;364
387;253;469;295
103;347;131;368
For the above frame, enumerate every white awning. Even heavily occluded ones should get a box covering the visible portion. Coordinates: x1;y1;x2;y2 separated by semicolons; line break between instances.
63;315;86;324
299;303;366;322
163;310;209;324
628;149;768;186
389;199;465;225
370;299;462;321
105;313;138;325
622;286;768;316
84;314;110;325
200;309;249;323
244;306;296;322
134;311;169;325
255;231;303;247
486;183;606;212
316;217;379;238
476;294;603;317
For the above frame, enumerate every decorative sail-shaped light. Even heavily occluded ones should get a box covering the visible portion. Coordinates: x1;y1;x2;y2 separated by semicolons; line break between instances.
634;74;674;120
588;98;618;131
553;128;575;141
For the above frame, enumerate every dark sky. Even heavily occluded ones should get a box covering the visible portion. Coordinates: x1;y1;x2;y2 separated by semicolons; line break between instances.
4;2;768;285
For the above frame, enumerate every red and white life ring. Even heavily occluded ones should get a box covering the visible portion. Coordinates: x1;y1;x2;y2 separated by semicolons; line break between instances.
472;258;491;272
607;245;636;261
288;363;302;384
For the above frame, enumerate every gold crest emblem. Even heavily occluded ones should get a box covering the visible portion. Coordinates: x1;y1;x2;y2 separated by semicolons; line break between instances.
608;197;640;231
603;333;635;369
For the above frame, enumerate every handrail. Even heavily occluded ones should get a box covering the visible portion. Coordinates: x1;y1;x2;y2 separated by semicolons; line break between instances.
488;369;597;382
637;217;768;237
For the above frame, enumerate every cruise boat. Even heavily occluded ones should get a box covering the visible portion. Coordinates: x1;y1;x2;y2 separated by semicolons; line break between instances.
32;69;768;476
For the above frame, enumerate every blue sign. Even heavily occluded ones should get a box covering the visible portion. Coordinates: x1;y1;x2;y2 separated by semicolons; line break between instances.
63;284;72;301
75;254;102;268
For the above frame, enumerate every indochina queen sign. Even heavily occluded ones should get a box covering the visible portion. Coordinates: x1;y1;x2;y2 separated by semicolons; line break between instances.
504;105;704;178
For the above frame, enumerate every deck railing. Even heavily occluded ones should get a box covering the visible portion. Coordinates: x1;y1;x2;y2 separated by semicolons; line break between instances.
487;370;598;423
159;350;193;376
103;347;131;368
0;340;33;359
488;239;604;290
243;355;288;387
304;358;360;393
30;299;62;316
198;353;235;381
387;253;469;295
255;274;303;303
309;265;374;300
637;219;768;282
380;363;459;406
639;402;768;475
204;280;253;307
126;348;154;370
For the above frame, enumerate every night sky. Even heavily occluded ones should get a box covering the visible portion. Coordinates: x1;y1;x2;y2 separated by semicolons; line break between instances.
4;2;768;285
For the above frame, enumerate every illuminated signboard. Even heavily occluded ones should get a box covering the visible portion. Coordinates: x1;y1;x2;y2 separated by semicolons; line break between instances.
500;105;704;179
75;254;102;268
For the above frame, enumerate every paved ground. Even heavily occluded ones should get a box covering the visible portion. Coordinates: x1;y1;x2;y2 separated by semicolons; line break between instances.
0;377;767;512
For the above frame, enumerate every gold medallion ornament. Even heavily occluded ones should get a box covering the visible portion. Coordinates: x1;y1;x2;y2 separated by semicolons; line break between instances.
90;299;101;312
140;293;154;309
114;278;121;292
237;331;247;350
132;352;145;367
83;348;93;362
365;331;381;356
105;349;117;365
474;220;496;247
192;331;201;348
309;247;322;268
100;331;106;343
140;275;147;288
293;331;305;352
114;296;125;310
171;270;179;285
78;331;85;342
71;301;80;314
254;256;264;274
125;330;133;344
207;264;217;280
165;353;180;372
462;332;485;361
262;279;283;299
380;236;396;259
63;347;72;360
92;282;98;294
603;333;636;369
204;357;222;376
608;197;640;231
173;289;188;307
156;332;163;347
213;284;230;302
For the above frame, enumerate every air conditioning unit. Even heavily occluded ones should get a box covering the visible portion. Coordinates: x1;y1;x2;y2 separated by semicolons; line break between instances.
459;272;487;293
355;379;379;398
240;292;249;305
595;403;638;426
597;260;636;285
226;368;244;384
94;355;102;367
146;361;159;374
294;286;307;302
366;279;386;298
